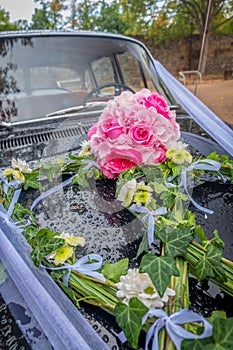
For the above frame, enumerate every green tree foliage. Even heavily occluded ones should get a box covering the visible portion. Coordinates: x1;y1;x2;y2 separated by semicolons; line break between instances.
173;1;233;73
31;0;67;30
0;8;19;31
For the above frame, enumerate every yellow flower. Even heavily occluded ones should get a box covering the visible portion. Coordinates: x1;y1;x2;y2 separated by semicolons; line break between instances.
166;148;177;159
166;141;192;165
2;168;25;182
136;182;153;192
64;236;85;247
134;191;152;205
183;151;193;164
171;151;186;165
53;246;74;265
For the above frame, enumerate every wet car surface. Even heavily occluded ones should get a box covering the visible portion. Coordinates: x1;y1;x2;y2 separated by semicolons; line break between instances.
0;31;232;350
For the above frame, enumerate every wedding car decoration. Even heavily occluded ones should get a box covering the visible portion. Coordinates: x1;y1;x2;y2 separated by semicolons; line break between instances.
1;89;233;350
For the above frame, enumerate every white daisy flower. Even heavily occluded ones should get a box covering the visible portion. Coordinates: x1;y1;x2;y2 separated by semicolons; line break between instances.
116;268;175;309
117;179;137;207
11;158;32;173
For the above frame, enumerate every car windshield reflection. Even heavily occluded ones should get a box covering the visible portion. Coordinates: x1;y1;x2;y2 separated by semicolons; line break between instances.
0;33;172;123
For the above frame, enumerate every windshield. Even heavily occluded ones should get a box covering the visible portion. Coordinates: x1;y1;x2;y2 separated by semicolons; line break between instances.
0;34;167;123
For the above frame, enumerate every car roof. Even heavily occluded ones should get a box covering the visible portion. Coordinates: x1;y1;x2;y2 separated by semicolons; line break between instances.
0;29;146;47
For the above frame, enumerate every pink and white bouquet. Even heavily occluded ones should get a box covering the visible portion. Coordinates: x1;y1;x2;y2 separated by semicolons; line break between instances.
88;89;180;178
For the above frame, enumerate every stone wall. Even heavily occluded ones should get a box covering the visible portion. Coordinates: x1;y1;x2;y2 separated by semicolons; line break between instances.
134;34;233;76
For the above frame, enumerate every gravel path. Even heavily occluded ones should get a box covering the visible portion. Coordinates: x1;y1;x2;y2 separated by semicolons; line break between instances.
186;79;233;125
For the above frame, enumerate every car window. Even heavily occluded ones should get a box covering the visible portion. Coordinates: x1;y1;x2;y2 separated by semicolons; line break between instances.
30;67;82;91
91;57;115;86
117;51;155;91
0;35;162;122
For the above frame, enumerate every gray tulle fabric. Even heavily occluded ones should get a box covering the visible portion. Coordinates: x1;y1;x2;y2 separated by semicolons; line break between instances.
154;60;233;157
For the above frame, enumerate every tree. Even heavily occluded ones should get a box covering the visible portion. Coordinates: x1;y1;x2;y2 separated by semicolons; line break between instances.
173;1;233;73
31;0;66;30
0;8;19;31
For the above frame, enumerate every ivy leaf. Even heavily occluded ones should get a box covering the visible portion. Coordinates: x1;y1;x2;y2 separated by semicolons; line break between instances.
208;310;226;324
181;337;213;349
29;228;64;266
157;227;194;257
160;190;176;208
210;317;233;349
139;254;179;296
153;182;167;194
181;317;233;350
102;258;129;283
114;297;148;349
195;245;226;282
23;171;42;190
39;161;60;182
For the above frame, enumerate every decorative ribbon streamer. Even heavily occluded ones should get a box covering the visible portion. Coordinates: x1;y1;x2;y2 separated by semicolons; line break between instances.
30;175;76;211
119;308;212;350
129;204;167;245
82;159;100;171
179;159;223;215
44;254;106;287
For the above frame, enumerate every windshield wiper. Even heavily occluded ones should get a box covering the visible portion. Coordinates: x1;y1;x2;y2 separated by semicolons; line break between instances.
46;101;108;117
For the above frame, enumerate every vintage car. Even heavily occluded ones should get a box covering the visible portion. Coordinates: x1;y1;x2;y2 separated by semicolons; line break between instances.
0;31;233;350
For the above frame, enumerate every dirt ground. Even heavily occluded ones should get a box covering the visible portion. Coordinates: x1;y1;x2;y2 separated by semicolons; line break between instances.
186;78;233;125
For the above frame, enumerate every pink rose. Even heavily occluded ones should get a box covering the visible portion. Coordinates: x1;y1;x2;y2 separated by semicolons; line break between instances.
129;125;154;146
101;117;124;140
99;148;142;179
153;143;167;163
138;92;172;120
87;123;97;140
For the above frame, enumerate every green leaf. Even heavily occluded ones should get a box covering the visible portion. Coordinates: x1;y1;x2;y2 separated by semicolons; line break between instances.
207;151;220;162
153;182;167;194
208;310;227;324
30;228;64;266
23;171;42;190
182;337;213;349
171;197;184;222
210;317;233;349
136;231;149;258
72;170;89;187
160;190;176;208
181;317;233;350
114;297;148;349
195;225;207;244
139;254;179;296
185;210;196;226
102;258;129;283
195;245;226;282
157;227;194;257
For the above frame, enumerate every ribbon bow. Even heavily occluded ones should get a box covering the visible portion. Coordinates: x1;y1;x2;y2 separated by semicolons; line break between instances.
0;204;23;234
119;308;212;350
45;253;106;287
179;159;223;215
144;308;212;350
0;171;22;216
129;204;167;246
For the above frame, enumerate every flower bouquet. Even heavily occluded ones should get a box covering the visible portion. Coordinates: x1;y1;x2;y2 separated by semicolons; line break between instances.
1;89;233;349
